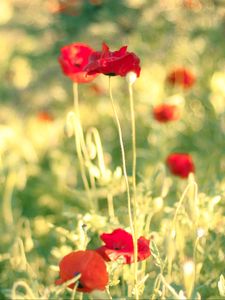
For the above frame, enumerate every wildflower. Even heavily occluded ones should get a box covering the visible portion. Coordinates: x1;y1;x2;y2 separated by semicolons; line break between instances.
85;43;141;77
153;104;180;123
37;112;54;122
89;0;102;5
183;0;202;10
166;153;195;178
58;43;98;83
47;0;81;15
89;83;105;95
96;228;150;264
55;250;108;293
167;68;196;89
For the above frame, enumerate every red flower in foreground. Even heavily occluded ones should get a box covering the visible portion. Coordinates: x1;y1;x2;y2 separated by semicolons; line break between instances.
56;250;108;293
153;104;180;123
85;43;141;77
96;228;150;264
58;43;98;83
167;68;196;89
166;153;195;178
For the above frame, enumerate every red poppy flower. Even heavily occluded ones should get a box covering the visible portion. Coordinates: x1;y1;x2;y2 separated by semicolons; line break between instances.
58;43;98;83
166;153;195;178
167;68;196;89
89;0;102;5
96;228;150;264
37;112;54;122
47;0;81;15
85;43;141;77
183;0;202;9
55;250;108;293
89;83;105;95
153;104;180;123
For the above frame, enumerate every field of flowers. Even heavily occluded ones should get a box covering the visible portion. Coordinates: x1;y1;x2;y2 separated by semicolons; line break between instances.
0;0;225;299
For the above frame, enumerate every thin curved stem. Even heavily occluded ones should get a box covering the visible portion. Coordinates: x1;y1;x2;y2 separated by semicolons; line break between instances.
129;82;139;299
73;83;97;209
108;77;134;235
73;82;80;120
3;172;16;227
86;127;107;177
73;83;90;161
12;281;36;300
72;84;90;192
159;274;180;299
73;116;91;194
129;83;137;199
107;192;115;222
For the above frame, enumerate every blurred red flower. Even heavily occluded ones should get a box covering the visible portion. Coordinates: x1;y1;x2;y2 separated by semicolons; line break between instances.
153;104;180;123
58;43;98;83
166;153;195;178
183;0;202;10
96;228;150;264
89;83;105;95
47;0;81;15
85;43;141;77
55;250;108;293
37;111;54;122
89;0;102;5
167;68;196;89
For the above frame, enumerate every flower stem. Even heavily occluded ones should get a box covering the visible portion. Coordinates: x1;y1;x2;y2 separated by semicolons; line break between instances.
73;83;92;166
107;192;115;223
3;171;16;227
128;83;137;201
193;236;200;288
108;77;134;235
129;82;139;300
159;274;180;299
72;83;97;210
73;82;80;120
72;83;90;191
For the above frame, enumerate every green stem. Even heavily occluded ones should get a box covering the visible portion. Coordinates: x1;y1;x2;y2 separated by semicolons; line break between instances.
72;83;90;192
193;236;200;286
108;77;134;235
73;83;91;164
107;192;115;223
159;274;180;299
3;172;16;227
73;83;98;209
72;116;91;195
129;82;139;300
71;84;99;211
128;83;137;200
168;182;193;277
73;82;80;120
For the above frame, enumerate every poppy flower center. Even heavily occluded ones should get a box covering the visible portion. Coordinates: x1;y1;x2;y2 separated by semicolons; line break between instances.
74;272;84;289
105;72;116;76
113;243;126;250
